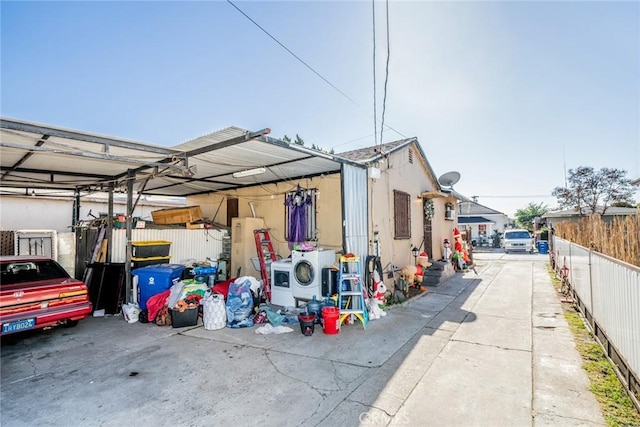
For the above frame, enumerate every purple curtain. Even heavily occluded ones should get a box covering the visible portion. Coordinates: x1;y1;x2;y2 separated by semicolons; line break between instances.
286;186;312;249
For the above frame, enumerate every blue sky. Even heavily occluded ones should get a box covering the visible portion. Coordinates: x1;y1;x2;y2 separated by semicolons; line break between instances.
2;0;639;217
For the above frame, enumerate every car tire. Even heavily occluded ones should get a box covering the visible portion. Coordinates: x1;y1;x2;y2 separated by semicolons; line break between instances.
61;319;79;328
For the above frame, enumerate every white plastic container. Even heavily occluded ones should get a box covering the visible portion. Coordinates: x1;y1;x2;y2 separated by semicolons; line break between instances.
203;292;226;330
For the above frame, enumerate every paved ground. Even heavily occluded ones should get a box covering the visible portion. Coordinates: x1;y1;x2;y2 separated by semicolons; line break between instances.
1;250;605;427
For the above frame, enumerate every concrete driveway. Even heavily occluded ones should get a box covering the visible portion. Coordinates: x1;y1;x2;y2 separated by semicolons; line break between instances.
1;250;604;427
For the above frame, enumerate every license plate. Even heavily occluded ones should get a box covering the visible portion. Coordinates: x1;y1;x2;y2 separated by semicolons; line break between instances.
2;318;35;334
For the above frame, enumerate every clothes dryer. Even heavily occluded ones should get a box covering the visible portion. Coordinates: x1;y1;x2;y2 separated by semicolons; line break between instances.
270;259;294;308
291;249;336;300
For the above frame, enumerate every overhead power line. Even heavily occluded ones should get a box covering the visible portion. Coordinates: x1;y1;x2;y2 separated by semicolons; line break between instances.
379;0;390;145
372;0;378;147
227;0;408;143
227;0;360;107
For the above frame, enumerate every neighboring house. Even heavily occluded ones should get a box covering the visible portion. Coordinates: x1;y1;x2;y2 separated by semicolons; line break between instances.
542;206;639;225
457;198;509;243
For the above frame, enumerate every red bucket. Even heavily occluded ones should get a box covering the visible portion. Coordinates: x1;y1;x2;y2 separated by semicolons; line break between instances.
322;306;340;335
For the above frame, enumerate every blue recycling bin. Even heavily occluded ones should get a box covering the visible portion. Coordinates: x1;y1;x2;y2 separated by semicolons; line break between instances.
133;264;185;310
537;240;549;255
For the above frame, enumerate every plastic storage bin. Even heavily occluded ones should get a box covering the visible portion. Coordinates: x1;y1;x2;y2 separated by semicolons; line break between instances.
170;307;199;328
133;264;185;310
132;256;171;268
132;241;171;258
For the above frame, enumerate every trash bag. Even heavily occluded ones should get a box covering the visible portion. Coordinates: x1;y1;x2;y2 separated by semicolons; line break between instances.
225;279;254;328
122;303;140;324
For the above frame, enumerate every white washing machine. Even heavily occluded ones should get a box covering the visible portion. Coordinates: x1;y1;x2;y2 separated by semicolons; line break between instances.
291;249;336;300
270;259;295;307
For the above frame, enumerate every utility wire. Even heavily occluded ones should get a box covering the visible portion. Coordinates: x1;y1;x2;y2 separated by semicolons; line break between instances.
227;0;408;143
372;0;378;147
227;0;360;108
379;0;391;145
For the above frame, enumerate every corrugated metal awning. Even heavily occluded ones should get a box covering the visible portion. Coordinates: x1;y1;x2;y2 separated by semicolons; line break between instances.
0;117;358;196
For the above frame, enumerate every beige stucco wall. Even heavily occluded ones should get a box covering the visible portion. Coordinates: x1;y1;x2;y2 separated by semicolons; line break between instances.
368;144;458;287
187;173;343;262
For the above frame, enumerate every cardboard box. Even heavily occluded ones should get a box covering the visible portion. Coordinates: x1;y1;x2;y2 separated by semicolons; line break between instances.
151;206;203;225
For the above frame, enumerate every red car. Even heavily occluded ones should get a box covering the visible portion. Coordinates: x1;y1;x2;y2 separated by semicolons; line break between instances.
0;256;93;336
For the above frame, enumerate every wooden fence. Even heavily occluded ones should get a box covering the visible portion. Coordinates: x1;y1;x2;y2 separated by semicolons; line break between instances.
554;211;639;267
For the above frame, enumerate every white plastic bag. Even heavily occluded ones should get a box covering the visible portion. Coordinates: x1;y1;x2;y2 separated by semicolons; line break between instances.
122;303;141;324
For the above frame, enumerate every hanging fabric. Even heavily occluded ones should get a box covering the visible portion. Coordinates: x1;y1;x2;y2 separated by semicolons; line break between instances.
285;185;312;249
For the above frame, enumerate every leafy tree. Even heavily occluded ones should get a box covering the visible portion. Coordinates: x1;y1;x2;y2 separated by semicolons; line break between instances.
282;135;291;143
552;167;635;215
515;202;549;231
294;134;304;146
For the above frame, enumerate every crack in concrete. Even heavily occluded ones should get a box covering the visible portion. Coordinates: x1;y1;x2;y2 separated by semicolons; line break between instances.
533;410;605;425
450;338;531;353
347;396;394;418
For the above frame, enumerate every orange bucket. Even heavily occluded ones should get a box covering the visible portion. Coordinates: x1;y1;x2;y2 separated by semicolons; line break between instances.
321;306;340;335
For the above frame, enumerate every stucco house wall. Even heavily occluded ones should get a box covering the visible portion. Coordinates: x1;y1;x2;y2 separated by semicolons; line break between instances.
368;146;453;267
187;173;343;261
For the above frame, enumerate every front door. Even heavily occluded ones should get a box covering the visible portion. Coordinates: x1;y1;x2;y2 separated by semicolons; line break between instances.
422;199;433;258
226;198;238;226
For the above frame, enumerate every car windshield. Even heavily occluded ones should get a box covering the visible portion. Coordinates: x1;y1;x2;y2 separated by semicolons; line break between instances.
1;260;70;285
505;231;530;239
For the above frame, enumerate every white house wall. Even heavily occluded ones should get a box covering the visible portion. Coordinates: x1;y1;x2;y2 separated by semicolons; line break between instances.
0;195;183;233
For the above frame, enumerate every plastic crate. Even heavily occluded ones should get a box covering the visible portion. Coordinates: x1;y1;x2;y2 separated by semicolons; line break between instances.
132;241;171;258
170;306;199;328
132;256;171;269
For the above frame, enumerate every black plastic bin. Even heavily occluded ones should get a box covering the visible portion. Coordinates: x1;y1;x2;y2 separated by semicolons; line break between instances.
170;307;199;328
131;241;171;258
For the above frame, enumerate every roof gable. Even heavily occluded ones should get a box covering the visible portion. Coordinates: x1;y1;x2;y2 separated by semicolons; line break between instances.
337;138;442;190
338;139;413;163
458;200;505;216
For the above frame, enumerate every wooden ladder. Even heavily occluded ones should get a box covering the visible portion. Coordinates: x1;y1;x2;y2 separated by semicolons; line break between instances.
253;229;277;302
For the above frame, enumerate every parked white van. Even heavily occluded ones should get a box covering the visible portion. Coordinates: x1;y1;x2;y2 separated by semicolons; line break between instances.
502;229;534;254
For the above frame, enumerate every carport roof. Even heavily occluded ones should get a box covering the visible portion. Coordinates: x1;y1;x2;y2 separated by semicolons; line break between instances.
0;117;359;197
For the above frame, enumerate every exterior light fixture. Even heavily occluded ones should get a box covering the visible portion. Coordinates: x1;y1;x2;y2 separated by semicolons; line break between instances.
411;246;420;264
232;167;266;178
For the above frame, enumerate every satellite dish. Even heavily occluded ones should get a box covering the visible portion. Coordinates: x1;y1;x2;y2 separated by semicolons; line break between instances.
438;171;461;189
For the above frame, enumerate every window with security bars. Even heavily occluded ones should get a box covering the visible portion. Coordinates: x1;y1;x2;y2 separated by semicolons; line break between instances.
394;190;411;239
284;188;317;241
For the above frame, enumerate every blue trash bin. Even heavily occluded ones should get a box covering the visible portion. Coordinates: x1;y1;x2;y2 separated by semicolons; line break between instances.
133;264;185;310
537;240;549;254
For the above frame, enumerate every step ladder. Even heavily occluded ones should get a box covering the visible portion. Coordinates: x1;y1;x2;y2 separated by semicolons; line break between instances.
253;229;277;302
337;255;368;329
